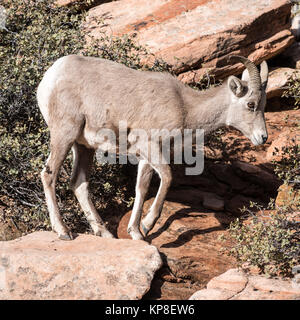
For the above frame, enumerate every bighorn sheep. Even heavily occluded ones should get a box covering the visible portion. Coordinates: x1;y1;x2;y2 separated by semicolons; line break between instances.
37;55;269;241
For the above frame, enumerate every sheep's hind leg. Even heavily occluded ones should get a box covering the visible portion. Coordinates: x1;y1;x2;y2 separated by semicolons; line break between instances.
70;142;114;238
141;163;172;237
127;160;153;240
41;137;74;240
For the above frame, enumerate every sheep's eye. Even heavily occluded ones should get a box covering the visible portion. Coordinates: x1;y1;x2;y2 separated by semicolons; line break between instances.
247;102;255;110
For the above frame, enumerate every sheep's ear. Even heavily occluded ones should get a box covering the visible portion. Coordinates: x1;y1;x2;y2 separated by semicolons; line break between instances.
228;76;244;97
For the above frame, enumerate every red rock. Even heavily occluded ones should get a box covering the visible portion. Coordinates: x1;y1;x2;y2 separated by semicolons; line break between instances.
206;268;248;292
167;188;225;211
266;128;299;162
232;161;280;192
190;268;300;300
292;274;300;290
189;288;235;300
203;195;225;211
86;0;294;83
172;165;229;196
0;231;162;300
233;274;300;300
275;183;300;209
266;68;299;99
0;221;23;241
209;164;248;192
248;275;300;294
118;199;236;299
225;194;257;216
232;286;300;300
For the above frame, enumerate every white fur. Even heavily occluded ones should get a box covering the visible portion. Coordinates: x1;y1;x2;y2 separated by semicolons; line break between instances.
37;57;66;124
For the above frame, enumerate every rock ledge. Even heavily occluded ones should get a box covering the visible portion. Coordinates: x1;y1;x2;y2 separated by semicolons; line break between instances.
190;268;300;300
0;231;162;300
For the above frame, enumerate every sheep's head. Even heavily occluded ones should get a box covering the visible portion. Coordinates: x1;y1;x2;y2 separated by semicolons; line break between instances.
226;55;269;146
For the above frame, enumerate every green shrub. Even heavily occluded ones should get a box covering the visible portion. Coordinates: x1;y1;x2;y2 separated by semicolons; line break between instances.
273;142;300;188
0;0;87;233
0;0;171;236
224;203;300;277
282;72;300;107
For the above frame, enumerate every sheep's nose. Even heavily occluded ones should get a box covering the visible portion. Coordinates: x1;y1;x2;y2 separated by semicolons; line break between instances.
262;135;268;144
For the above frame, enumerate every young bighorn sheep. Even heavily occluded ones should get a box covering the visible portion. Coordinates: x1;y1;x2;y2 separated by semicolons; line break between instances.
37;55;269;241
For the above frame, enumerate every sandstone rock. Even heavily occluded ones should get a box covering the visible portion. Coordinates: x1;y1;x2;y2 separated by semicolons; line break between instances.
86;0;294;83
171;161;277;216
0;231;162;300
203;195;225;212
190;268;300;300
248;274;300;295
225;194;257;216
209;164;247;192
233;161;272;177
118;199;236;299
266;128;299;162
232;161;280;192
292;265;300;275
172;166;229;195
292;264;300;290
266;68;299;99
166;188;204;206
275;183;300;209
234;274;300;300
0;220;23;241
189;288;235;300
292;274;300;290
206;268;248;293
167;188;225;211
232;285;300;300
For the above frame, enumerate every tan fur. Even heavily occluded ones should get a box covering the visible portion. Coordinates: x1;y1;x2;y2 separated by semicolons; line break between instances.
37;55;269;240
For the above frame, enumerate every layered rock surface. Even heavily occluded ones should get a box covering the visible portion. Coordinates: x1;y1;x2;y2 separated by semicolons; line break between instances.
189;268;300;300
0;232;162;300
117;108;300;299
266;68;300;98
118;199;236;299
86;0;294;83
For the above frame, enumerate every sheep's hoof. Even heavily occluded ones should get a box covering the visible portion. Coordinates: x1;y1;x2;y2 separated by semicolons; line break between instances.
95;229;115;238
58;232;73;241
127;227;144;240
141;222;150;237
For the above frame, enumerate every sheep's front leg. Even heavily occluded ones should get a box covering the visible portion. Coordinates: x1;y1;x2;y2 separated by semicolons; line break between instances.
141;163;172;236
127;160;153;240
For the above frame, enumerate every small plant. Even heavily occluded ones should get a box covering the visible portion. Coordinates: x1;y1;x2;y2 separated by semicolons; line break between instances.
282;72;300;107
273;141;300;188
224;202;300;277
